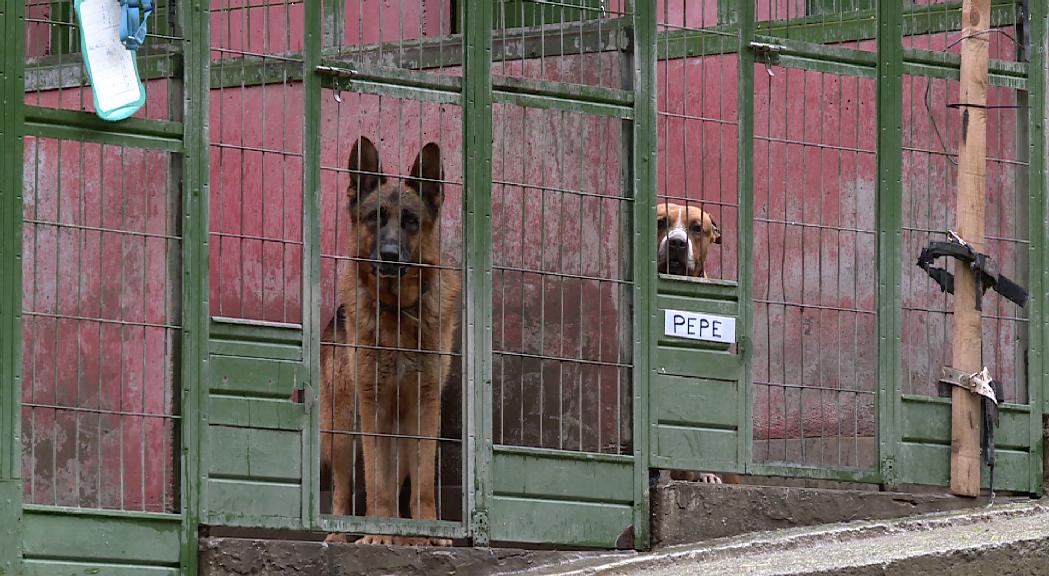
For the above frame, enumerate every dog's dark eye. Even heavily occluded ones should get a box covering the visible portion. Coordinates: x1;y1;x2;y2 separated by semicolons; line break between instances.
364;209;388;227
690;222;703;234
401;213;419;232
657;217;667;230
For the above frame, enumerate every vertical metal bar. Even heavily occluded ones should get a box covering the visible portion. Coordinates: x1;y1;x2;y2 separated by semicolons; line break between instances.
876;0;902;488
165;2;186;516
305;0;322;531
463;0;493;547
738;0;756;474
632;0;654;551
0;0;27;567
613;10;627;458
1025;0;1046;494
181;0;210;568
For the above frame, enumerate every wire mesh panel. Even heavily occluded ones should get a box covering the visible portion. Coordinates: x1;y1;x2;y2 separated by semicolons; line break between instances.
21;137;181;512
900;76;1029;404
902;0;1029;59
751;66;878;470
321;0;459;74
491;0;631;89
317;91;465;528
208;0;305;324
487;1;635;454
657;1;738;282
754;0;876;52
24;0;183;120
491;104;632;456
309;0;467;542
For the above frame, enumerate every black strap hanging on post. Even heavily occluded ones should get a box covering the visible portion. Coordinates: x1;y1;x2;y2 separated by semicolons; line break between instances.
916;231;1029;311
981;379;1003;499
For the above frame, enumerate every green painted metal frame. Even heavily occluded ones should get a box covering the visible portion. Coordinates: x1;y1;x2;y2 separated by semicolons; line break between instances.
1027;0;1047;494
876;0;904;489
463;0;494;547
304;0;323;536
0;0;207;571
182;0;209;565
631;0;655;550
736;0;757;485
1;0;26;569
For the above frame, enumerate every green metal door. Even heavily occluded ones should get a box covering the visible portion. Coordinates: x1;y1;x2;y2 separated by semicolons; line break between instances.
890;1;1045;494
3;0;209;573
645;4;749;482
482;0;649;549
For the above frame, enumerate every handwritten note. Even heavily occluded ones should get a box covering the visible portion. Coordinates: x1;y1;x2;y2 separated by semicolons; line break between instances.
78;0;142;114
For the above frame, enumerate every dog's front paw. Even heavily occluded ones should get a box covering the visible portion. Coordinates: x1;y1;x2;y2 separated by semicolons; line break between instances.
355;534;400;546
324;532;351;544
354;534;452;547
696;472;723;484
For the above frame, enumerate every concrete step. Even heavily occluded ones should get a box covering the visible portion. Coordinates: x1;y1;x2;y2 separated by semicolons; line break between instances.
519;500;1049;576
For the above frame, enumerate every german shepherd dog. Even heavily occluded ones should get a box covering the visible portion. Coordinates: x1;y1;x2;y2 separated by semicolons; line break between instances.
655;201;739;485
321;136;460;546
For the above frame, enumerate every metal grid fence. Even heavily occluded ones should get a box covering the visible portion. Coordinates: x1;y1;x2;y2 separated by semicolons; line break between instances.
21;137;181;512
751;65;879;470
317;92;465;522
491;103;632;454
209;0;305;324
900;77;1030;404
656;1;738;282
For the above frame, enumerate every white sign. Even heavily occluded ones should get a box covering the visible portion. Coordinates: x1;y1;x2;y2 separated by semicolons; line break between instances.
664;309;736;344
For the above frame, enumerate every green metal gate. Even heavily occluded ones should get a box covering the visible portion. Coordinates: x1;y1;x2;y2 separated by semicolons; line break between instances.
646;0;1046;493
0;1;1047;574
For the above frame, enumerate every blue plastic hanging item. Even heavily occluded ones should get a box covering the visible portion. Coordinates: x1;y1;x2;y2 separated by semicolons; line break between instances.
118;0;153;51
74;0;147;121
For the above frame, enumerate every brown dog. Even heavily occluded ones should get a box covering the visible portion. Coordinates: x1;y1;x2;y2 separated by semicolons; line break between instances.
320;136;460;546
656;201;721;278
656;201;738;485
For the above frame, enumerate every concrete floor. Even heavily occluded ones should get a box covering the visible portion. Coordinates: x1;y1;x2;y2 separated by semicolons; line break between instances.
517;501;1049;575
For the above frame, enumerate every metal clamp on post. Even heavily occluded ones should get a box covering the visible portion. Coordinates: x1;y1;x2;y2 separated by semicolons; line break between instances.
916;230;1029;311
939;366;998;404
939;366;1004;498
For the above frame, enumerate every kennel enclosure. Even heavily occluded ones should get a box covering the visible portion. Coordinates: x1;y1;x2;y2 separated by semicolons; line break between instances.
0;0;1047;574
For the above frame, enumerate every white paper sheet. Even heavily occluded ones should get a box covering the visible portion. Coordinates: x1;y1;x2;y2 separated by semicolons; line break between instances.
78;0;141;113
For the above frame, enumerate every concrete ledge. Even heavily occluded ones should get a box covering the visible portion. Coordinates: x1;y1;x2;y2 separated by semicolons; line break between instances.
522;502;1049;575
199;537;628;576
651;481;1023;547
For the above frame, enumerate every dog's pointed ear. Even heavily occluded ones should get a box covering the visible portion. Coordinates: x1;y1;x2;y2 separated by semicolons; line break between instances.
347;136;384;207
710;216;722;245
407;143;444;216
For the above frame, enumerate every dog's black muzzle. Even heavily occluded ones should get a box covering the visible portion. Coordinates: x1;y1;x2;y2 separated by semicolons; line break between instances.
374;242;410;278
664;236;689;275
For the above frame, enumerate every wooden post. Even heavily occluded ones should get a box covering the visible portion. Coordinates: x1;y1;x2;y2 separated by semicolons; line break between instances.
950;0;991;497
